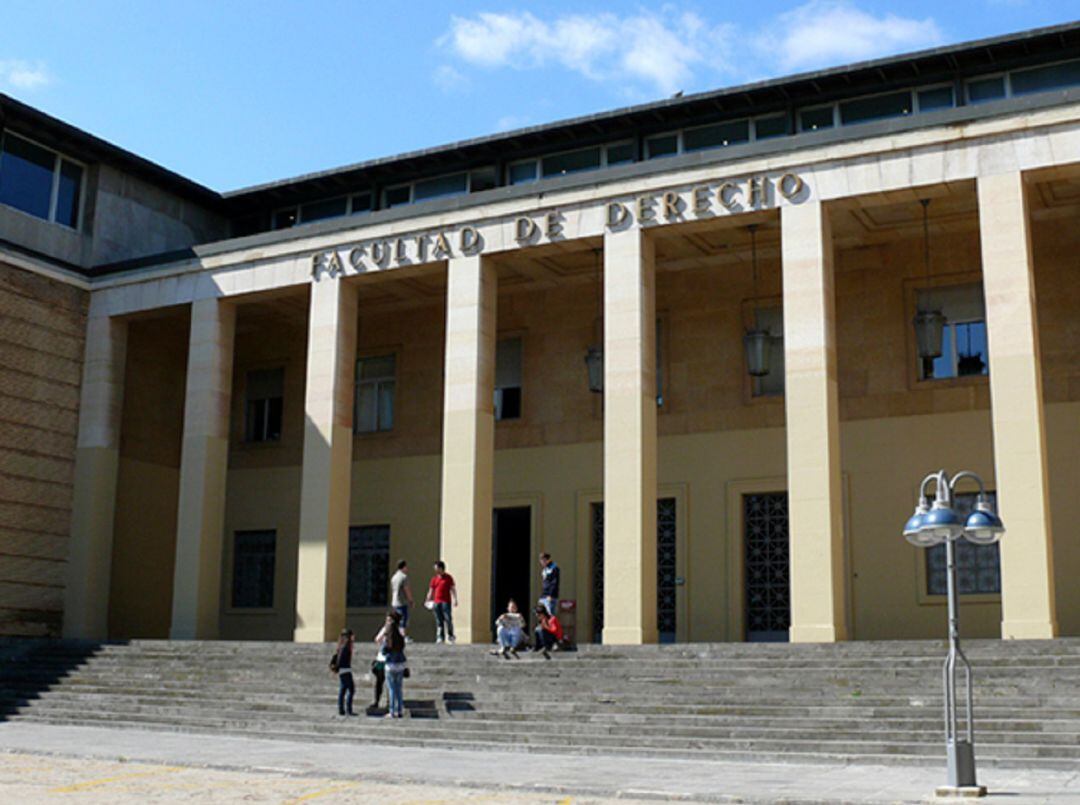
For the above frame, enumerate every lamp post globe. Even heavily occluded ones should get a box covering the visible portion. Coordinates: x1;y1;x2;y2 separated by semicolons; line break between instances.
963;501;1004;546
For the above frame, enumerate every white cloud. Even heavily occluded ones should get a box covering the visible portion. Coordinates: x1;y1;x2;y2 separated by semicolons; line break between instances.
760;1;944;72
433;64;468;92
495;114;531;132
439;10;733;94
0;59;51;91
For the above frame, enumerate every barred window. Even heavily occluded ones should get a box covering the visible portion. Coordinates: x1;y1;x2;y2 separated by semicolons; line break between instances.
926;492;1000;596
347;525;390;608
232;530;276;608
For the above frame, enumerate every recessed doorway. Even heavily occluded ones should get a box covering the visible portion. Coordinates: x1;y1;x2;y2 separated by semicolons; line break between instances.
491;506;532;639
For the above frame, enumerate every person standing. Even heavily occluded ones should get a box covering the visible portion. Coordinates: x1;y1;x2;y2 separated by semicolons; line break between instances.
424;560;457;644
334;628;355;716
390;560;414;643
376;611;407;719
538;553;560;616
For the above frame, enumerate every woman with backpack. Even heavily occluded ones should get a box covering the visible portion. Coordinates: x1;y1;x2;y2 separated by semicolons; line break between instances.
332;628;355;716
375;611;407;719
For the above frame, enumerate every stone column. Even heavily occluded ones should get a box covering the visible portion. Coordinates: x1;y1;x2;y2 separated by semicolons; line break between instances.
781;201;848;643
438;254;496;644
170;297;236;639
63;313;128;639
294;277;358;642
977;171;1058;639
602;227;658;645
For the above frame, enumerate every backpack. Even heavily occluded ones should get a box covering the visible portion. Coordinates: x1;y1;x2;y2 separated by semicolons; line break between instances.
329;651;339;673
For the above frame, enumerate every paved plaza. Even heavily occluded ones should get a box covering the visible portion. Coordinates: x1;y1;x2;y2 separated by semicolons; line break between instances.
0;723;1078;804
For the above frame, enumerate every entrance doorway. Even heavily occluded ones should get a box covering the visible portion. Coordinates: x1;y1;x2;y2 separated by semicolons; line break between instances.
743;492;790;642
590;497;679;643
491;506;532;638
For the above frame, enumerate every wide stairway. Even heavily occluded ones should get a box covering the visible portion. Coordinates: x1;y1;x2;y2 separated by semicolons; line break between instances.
1;638;1078;769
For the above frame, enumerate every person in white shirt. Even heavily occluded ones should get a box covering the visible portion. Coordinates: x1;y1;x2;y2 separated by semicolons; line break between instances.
390;559;414;643
493;599;526;659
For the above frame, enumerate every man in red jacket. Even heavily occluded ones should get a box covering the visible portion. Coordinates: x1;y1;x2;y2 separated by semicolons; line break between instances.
425;560;457;644
533;604;563;658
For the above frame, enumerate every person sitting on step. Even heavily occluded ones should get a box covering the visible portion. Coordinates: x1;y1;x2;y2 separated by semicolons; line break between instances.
533;605;564;659
493;598;526;658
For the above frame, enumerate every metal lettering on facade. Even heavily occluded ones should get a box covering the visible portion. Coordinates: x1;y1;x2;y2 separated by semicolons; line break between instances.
311;172;805;278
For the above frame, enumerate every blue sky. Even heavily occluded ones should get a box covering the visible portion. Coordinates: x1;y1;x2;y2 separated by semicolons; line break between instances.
1;1;1077;191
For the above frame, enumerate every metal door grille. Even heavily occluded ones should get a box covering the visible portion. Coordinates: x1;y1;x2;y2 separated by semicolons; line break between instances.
744;492;790;641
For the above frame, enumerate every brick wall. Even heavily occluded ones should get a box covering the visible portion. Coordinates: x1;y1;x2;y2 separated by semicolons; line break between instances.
0;262;87;636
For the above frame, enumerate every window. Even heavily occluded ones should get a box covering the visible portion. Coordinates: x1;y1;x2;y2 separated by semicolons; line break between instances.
508;160;538;185
542;147;601;177
273;208;298;229
495;337;522;421
301;196;348;223
917;284;989;381
232;530;276;608
655;318;666;406
414;172;467;201
384;184;411;208
840;91;912;125
347;525;390;608
350;192;373;214
606;141;635;165
244;368;284;442
469;167;497;193
684;120;749;152
0;132;84;228
967;76;1006;105
1011;59;1080;96
645;134;679;159
799;106;835;131
750;306;785;397
355;354;395;433
754;114;788;140
926;493;1000;596
917;85;955;112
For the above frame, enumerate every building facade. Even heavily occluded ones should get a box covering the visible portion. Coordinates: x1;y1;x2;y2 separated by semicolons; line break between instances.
1;24;1077;644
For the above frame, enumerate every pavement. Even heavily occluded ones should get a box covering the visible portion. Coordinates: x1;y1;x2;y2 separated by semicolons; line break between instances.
0;722;1078;804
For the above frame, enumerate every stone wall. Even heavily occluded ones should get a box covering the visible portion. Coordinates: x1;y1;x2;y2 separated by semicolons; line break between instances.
0;262;87;636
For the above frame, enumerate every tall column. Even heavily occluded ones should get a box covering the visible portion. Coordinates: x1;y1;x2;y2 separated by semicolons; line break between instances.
977;171;1057;639
63;314;128;639
294;277;358;642
781;201;848;643
170;298;236;639
602;227;658;645
439;255;496;644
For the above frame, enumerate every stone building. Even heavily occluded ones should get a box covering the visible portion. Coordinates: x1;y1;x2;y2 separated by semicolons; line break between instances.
1;23;1077;645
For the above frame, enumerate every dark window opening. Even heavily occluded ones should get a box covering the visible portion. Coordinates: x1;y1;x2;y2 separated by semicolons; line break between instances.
347;525;390;608
232;530;276;608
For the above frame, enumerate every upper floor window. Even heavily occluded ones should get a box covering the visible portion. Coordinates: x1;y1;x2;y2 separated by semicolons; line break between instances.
799;106;835;132
840;91;912;125
917;283;988;381
926;492;1000;596
347;525;390;608
750;306;785;398
495;337;522;421
244;368;284;443
232;530;276;608
0;132;84;229
355;354;395;433
967;75;1006;105
1012;59;1080;96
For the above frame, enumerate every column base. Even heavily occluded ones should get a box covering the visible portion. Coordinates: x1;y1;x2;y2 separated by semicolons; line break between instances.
789;623;847;643
601;626;658;645
1001;619;1058;640
294;625;330;643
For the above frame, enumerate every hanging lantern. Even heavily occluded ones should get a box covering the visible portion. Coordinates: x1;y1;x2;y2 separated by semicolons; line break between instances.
913;199;945;360
584;249;604;393
743;224;771;378
744;329;771;377
585;345;604;393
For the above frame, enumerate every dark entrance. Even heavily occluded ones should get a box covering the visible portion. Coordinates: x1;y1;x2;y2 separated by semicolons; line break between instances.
491;506;532;639
743;492;791;642
590;497;678;643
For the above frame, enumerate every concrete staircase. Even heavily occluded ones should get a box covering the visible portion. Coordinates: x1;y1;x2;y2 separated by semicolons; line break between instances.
1;638;1078;769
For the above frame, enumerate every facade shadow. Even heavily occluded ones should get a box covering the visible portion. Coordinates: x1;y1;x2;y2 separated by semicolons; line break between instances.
0;638;115;721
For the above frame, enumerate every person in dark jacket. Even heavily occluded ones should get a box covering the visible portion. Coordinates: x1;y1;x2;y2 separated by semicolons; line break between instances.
538;553;560;616
335;628;355;716
533;604;564;658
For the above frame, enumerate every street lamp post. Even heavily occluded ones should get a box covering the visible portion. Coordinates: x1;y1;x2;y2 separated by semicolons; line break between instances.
902;469;1004;797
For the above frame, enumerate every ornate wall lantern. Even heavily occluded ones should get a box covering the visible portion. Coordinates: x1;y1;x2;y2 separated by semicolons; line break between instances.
584;249;604;393
743;225;771;378
913;199;945;360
